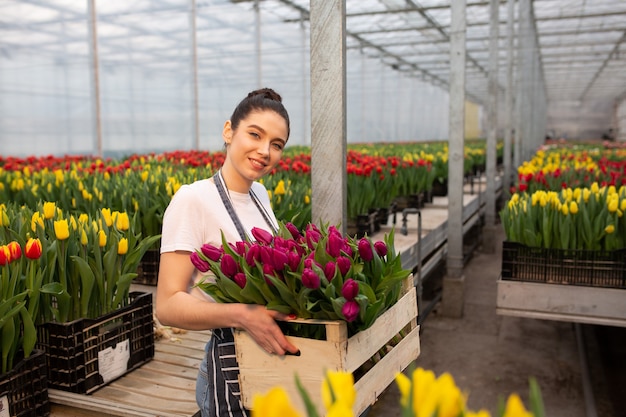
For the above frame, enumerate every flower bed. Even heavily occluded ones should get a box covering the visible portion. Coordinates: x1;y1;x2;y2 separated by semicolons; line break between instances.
0;349;49;417
35;292;154;394
501;241;626;289
234;280;419;415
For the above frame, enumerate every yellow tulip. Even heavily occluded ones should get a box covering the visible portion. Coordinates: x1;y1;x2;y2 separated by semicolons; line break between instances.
322;371;355;410
608;198;618;213
31;212;44;232
466;410;491;417
251;387;302;417
605;225;615;234
569;201;578;214
412;368;437;417
43;201;56;219
101;208;113;227
118;238;129;255
502;393;533;417
274;180;286;196
0;206;9;227
326;402;354;417
78;213;89;225
114;211;130;231
141;171;149;182
436;373;465;417
582;188;590;203
590;182;599;194
395;372;411;407
54;219;70;240
80;229;88;246
69;215;78;230
620;199;626;212
304;195;311;205
560;203;568;216
98;230;107;247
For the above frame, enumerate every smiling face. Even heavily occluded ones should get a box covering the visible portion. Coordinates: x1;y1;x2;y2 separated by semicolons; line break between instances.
220;109;288;193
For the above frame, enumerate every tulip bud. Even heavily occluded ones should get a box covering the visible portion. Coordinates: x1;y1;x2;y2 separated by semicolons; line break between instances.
101;208;113;227
287;251;301;271
233;272;247;289
190;252;210;273
337;256;351;276
43;201;56;220
31;212;44;233
117;238;129;255
302;268;321;289
342;300;359;322
271;248;289;272
341;279;359;300
285;222;301;240
0;245;10;266
7;241;21;262
54;219;70;240
201;243;222;262
251;227;274;245
115;212;130;231
98;230;107;247
220;253;238;278
25;238;42;260
358;238;374;262
324;261;336;281
374;241;388;257
305;229;322;250
326;231;343;258
245;244;261;267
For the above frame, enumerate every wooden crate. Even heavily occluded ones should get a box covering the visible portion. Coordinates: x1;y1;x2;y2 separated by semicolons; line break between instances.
234;285;419;416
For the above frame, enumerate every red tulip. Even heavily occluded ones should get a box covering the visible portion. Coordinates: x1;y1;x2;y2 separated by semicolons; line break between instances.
25;238;42;260
7;241;21;262
233;272;247;289
324;261;336;281
0;245;10;266
337;256;351;276
374;241;388;257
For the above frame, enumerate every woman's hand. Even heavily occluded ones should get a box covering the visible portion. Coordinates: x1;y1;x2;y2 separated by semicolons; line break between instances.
238;304;300;356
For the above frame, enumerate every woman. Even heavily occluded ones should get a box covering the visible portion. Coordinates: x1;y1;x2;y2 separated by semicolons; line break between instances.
156;88;299;417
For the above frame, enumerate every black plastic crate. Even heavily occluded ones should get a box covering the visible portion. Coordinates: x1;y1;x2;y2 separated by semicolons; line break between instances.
134;249;160;286
0;349;50;417
36;292;154;394
501;241;626;289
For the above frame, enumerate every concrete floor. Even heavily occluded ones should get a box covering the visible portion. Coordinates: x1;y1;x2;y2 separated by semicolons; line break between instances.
368;224;589;417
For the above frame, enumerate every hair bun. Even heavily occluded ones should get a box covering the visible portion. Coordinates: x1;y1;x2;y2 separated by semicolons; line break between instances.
247;88;282;103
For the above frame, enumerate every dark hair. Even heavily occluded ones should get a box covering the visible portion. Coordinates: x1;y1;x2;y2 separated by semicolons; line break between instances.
229;88;290;140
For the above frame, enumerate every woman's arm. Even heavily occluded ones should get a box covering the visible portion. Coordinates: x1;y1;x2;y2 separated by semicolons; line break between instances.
155;251;299;355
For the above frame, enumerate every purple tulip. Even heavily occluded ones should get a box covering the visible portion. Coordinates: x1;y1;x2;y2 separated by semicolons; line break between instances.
220;253;238;278
326;231;343;258
374;241;388;257
287;251;301;271
324;261;336;281
285;222;302;240
260;245;273;265
302;268;321;289
271;248;289;271
358;238;374;262
235;241;248;256
341;242;353;257
190;252;210;272
342;300;360;322
341;278;359;300
251;227;274;245
337;256;351;276
245;244;260;267
233;272;247;289
201;243;222;262
305;229;322;250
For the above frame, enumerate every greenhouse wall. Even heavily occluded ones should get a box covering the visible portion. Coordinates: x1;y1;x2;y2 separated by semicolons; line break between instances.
616;96;626;142
546;99;614;141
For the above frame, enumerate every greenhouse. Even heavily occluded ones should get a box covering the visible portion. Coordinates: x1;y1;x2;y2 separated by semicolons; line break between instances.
1;1;625;417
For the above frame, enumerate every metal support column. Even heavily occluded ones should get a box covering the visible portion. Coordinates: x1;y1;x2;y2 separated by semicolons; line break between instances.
503;0;515;196
441;0;466;318
189;0;200;150
87;0;102;157
483;0;500;252
310;0;347;230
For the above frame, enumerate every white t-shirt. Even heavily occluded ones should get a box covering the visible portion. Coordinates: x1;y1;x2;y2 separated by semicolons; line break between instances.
160;177;278;300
